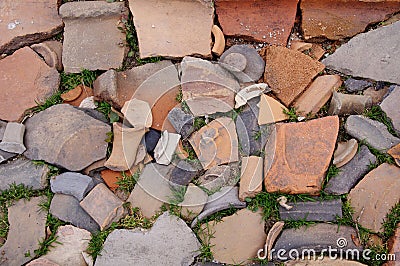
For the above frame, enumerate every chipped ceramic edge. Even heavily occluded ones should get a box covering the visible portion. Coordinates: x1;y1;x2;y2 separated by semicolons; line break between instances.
235;83;269;108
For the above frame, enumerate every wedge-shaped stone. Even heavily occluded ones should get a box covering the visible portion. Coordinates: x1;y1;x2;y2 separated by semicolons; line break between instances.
261;46;325;106
80;183;125;230
95;212;200;266
105;123;145;171
24;104;110;171
258;94;289;125
333;139;358;167
239;156;263;201
154;131;181;165
345;115;400;151
328;91;372;116
128;0;213;58
348;163;400;233
279;199;342;222
294;75;342;116
264;116;339;195
50;172;95;201
0;197;47;266
121;99;152;128
60;1;128;72
189;117;239;170
181;57;240;116
179;184;208;221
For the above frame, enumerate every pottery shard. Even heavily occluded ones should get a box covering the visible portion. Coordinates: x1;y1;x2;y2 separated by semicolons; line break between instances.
279;199;342;222
121;99;152;128
258;94;289;125
261;46;325;106
24;104;110;171
181;56;240;116
60;1;128;73
328;91;372;116
128;0;213;58
363;87;390;105
387;224;400;266
0;0;63;54
168;108;194;139
31;40;63;71
189;117;239;170
215;0;298;45
264;116;339;195
380;85;400;135
301;0;400;40
333;138;358;167
344;78;373;93
154;131;181;165
196;164;241;193
322;21;400;84
200;208;266;264
348;163;400;233
239;156;263;201
80;183;125;230
0;197;47;266
294;75;342;116
388;143;400;167
0;47;60;122
62;85;94;107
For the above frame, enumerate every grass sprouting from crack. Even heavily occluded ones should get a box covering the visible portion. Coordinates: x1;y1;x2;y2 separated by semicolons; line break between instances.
116;171;140;192
193;117;206;131
364;106;398;137
322;164;340;190
359;140;394;167
283;107;298;122
382;202;400;241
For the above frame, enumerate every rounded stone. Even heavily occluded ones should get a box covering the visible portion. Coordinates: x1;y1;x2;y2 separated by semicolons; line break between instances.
223;52;247;72
61;85;82;102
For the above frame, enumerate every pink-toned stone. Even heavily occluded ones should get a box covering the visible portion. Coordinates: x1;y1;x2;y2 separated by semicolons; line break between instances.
0;0;63;54
189;117;239;170
294;75;342;116
129;0;213;58
301;0;400;40
0;47;59;121
386;223;400;266
264;116;339;195
348;163;400;233
261;46;325;106
239;156;263;201
388;143;400;167
31;41;63;71
26;258;59;266
363;86;390;105
215;0;299;45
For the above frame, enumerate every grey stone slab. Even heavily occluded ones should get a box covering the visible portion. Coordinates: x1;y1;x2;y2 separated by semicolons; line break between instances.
170;160;200;186
0;122;26;154
380;85;400;135
322;21;400;84
345;115;400;151
191;186;246;228
0;150;17;164
325;145;376;195
50;172;95;201
50;193;100;233
0;157;48;191
197;163;241;193
95;212;200;266
167;108;194;139
0;120;6;141
344;78;372;93
273;223;362;260
279;199;342;222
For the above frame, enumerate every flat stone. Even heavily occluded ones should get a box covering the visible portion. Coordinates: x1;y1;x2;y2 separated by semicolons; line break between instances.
215;0;299;45
0;47;59;122
301;0;400;40
348;163;400;233
265;116;339;195
127;163;174;218
322;21;400;84
144;129;161;154
285;257;367;265
344;78;373;93
41;225;92;266
0;157;48;191
60;1;127;72
197;163;241;194
24;104;110;171
328;91;372;116
121;99;152;129
235;83;270;108
333;139;358;167
191;187;246;227
79;96;97;109
26;258;59;266
80;183;125;230
380;85;400;134
0;121;6;141
0;122;26;154
294;75;342;116
95;212;200;266
239;156;263;201
179;183;208;221
388;143;400;167
261;46;325;106
50;172;94;201
170;160;200;186
345;115;400;151
189;117;239;170
387;224;400;266
0;197;47;266
273;223;361;260
93;61;180;130
167;108;194;139
181;56;240;116
50;193;100;233
219;45;265;83
154;131;181;165
325;145;377;195
0;150;16;164
200;208;266;264
129;0;213;58
279;199;342;222
363;86;390;105
105;123;145;171
258;94;289;125
31;40;63;71
0;0;63;54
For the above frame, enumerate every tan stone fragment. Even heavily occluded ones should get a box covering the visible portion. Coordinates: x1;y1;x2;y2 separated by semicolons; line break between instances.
333;139;358;167
239;156;263;201
258;94;289;125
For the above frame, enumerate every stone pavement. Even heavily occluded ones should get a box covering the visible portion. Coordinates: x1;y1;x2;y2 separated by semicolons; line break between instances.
0;0;399;265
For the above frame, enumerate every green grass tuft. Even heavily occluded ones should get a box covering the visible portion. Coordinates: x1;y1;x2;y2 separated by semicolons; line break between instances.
60;69;98;91
116;171;140;192
382;202;400;241
364;106;398;137
193;117;206;131
359;140;394;167
283;107;298;122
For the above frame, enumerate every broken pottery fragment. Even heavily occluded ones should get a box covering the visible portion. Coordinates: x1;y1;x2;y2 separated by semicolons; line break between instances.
211;25;225;56
121;98;152;129
333;139;358;167
31;40;63;71
179;183;208;221
328;91;372;116
235;83;270;108
0;122;26;154
154;131;181;165
239;156;263;201
258;94;289;125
